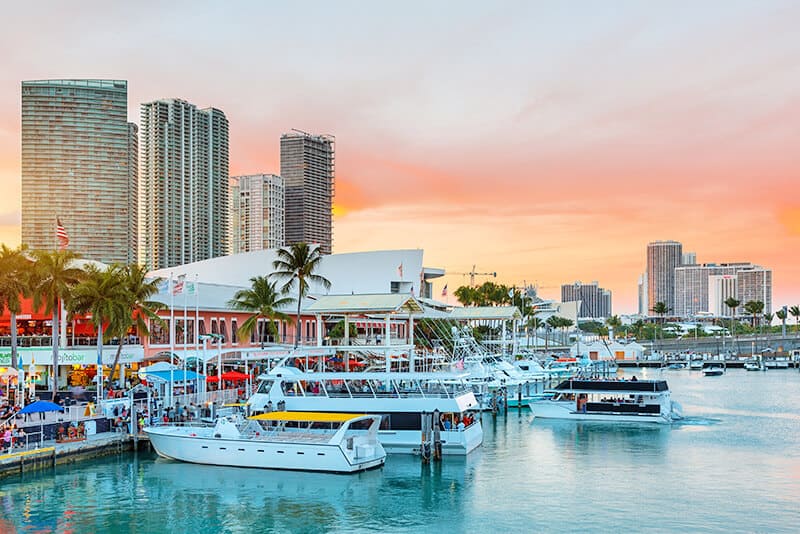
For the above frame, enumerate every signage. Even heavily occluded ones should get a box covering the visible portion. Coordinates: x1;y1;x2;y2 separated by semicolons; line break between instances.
0;346;145;367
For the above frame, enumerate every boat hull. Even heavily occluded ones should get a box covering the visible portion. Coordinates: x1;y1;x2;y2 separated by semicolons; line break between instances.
144;428;385;473
529;401;672;424
378;424;483;455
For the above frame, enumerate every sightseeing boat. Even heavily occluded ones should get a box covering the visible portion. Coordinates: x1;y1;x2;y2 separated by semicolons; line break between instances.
703;363;725;376
247;366;483;455
144;411;386;473
528;378;682;424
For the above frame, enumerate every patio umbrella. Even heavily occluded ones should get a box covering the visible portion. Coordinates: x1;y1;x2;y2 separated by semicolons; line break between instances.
221;370;250;382
19;400;65;446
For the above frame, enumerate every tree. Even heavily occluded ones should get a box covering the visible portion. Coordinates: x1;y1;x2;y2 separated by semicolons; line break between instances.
0;245;32;375
228;276;293;347
30;250;85;400
106;264;165;391
606;315;622;338
725;297;741;349
271;243;331;347
789;305;800;335
743;300;764;330
68;265;128;398
650;301;671;352
776;308;787;336
454;286;478;307
762;312;773;336
328;319;358;340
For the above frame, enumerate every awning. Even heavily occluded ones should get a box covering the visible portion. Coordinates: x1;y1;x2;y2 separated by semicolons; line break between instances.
138;369;203;383
249;411;367;423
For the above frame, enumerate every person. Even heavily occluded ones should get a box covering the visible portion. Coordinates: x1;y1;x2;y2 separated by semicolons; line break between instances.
457;419;465;431
266;401;273;413
443;418;452;431
2;427;11;452
631;375;638;382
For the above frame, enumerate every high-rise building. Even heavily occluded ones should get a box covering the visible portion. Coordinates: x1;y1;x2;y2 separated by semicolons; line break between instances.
674;263;744;317
139;99;229;270
21;79;138;264
561;281;612;318
682;252;696;265
637;273;648;316
646;240;683;315
230;174;285;253
737;267;772;314
280;131;334;255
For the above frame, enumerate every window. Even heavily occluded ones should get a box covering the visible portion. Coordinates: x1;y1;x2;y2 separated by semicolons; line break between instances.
232;319;238;344
220;319;228;343
150;318;169;345
211;319;218;335
199;319;206;336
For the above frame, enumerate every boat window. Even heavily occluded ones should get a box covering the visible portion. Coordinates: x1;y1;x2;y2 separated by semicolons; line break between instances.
256;380;274;394
282;380;302;396
303;380;326;397
345;379;372;396
323;380;348;397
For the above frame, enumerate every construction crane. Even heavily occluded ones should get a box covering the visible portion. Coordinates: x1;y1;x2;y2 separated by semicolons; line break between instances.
449;265;497;287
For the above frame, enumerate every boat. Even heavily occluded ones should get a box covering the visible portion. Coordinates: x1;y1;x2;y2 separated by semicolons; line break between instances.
247;367;483;455
528;378;681;424
763;356;790;369
665;362;686;370
144;411;386;473
744;360;765;372
689;358;704;371
703;363;725;376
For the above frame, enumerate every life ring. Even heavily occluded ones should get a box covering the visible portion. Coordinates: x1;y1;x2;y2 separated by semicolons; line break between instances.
68;427;77;439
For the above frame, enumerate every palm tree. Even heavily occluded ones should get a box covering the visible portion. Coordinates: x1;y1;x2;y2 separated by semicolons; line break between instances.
454;286;477;307
724;297;741;352
650;301;670;352
228;276;293;347
743;300;764;331
0;245;32;375
271;243;331;347
762;312;773;337
68;265;127;399
776;308;787;337
30;250;84;400
106;264;165;391
606;315;622;339
790;305;800;336
527;316;544;350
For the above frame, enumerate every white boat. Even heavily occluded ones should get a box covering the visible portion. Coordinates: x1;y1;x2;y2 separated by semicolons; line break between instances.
764;356;790;369
689;358;704;371
703;363;725;376
144;411;386;473
744;360;765;372
247;367;483;455
528;378;681;424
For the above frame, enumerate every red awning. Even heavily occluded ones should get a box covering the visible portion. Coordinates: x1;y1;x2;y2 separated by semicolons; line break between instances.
221;370;251;382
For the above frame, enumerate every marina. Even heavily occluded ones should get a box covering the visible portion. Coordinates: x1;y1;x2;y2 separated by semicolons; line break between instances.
1;369;799;532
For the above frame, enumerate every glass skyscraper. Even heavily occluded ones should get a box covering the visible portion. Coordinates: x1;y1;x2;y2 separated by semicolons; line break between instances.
21;79;138;263
139;99;229;270
280;131;334;255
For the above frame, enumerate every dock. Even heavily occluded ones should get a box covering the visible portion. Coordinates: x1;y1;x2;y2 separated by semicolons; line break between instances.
0;432;147;480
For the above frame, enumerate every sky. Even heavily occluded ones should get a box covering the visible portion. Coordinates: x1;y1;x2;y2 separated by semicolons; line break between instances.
0;0;798;313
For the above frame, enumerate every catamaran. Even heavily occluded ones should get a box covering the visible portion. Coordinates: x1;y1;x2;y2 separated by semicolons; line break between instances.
528;378;682;424
247;366;483;455
144;411;386;473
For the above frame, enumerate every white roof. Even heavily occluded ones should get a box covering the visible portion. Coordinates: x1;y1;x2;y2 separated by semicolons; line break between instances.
450;306;522;321
303;294;424;315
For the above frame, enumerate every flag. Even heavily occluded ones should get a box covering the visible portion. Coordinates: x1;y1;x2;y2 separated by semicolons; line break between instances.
508;288;514;299
441;284;448;297
56;218;69;249
157;279;169;294
172;275;185;295
186;281;196;295
397;263;403;279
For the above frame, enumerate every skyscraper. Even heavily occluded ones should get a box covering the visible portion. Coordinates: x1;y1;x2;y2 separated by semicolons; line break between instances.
674;262;771;317
280;131;334;254
561;281;612;318
230;174;285;253
139;99;229;270
646;240;683;315
637;273;648;316
21;79;138;264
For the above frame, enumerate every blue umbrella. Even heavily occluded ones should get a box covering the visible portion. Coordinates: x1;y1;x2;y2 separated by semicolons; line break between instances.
19;400;64;414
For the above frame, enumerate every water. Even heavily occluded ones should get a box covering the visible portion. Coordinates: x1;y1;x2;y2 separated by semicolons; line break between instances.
2;369;800;533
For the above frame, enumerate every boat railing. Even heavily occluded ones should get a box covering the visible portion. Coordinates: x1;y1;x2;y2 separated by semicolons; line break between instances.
148;420;214;428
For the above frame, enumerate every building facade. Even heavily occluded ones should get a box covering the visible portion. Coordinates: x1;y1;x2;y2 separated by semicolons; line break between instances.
708;274;738;316
646;240;683;315
21;79;138;264
280;131;334;255
561;281;612;319
139;99;229;270
637;273;648;316
737;267;772;314
230;174;285;253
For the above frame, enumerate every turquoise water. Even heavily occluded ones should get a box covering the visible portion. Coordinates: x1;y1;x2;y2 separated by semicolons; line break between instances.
2;369;800;533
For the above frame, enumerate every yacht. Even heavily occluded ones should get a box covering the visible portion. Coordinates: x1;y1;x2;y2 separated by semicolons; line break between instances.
528;378;682;424
763;356;790;369
247;366;483;455
144;411;386;473
744;359;766;371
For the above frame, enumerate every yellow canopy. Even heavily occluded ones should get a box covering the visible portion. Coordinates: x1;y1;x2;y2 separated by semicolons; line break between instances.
223;403;249;407
249;411;367;423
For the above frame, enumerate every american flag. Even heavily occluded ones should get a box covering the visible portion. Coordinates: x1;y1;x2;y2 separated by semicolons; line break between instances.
56;218;69;249
441;284;448;297
172;275;185;295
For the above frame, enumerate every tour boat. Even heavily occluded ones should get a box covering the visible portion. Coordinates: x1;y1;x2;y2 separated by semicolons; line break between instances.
247;366;483;455
144;411;386;473
528;378;682;424
744;359;765;371
763;356;790;369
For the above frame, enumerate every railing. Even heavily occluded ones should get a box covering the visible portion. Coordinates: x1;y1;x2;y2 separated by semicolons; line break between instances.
0;336;140;347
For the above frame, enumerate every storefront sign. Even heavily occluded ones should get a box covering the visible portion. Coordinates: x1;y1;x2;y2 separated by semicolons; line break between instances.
0;346;144;366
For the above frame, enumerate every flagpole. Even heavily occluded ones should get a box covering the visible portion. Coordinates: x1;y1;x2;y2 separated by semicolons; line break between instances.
194;274;200;399
169;272;175;410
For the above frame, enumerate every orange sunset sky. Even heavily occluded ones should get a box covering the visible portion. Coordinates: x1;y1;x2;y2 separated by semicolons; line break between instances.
0;1;798;313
